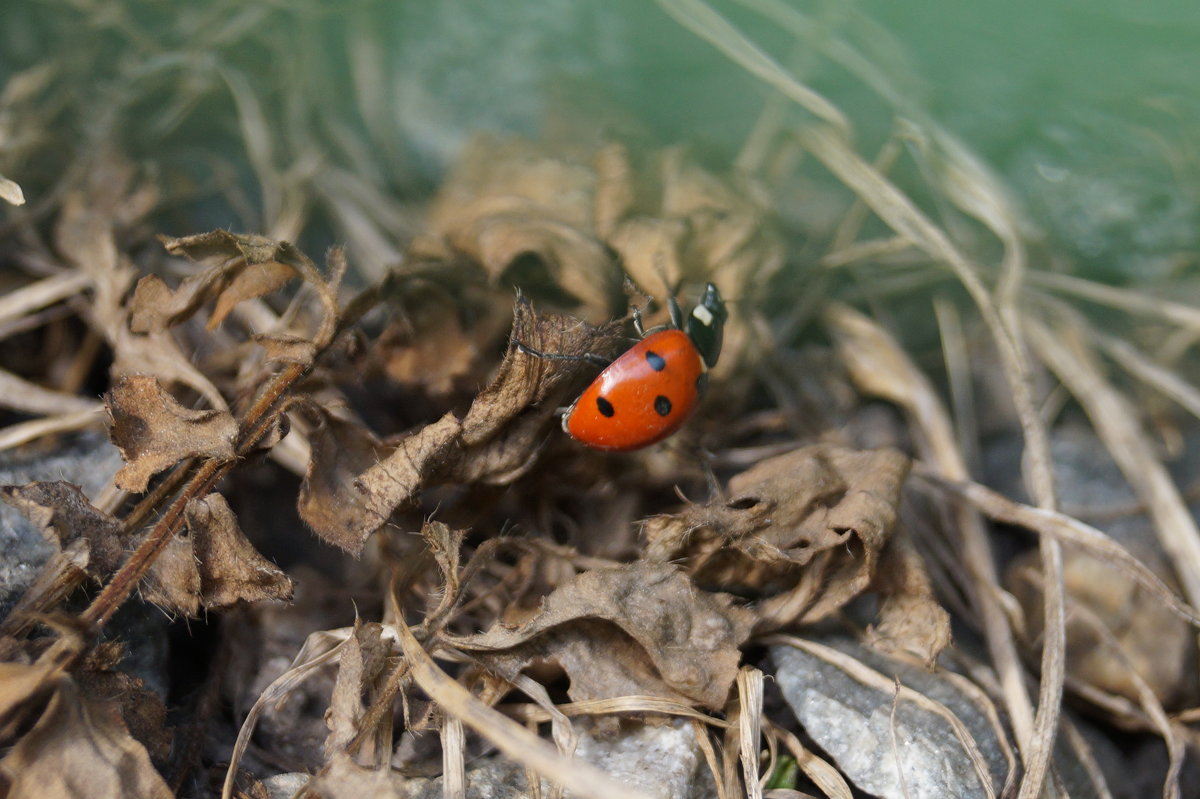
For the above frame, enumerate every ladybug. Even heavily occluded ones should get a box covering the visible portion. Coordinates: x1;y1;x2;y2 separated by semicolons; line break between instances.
524;283;728;452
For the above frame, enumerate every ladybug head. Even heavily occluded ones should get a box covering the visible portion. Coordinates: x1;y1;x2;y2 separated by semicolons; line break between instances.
684;282;728;369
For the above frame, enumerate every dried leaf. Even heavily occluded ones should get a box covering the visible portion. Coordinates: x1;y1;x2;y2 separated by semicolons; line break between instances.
449;563;754;710
127;273;224;334
298;410;394;553
0;481;127;578
324;621;388;756
208;259;297;329
76;669;171;764
643;445;911;629
0;667;172;799
460;298;624;447
131;233;302;333
106;375;237;492
140;534;202;617
380;301;478;397
254;333;318;367
186;493;294;608
349;300;625;545
0;659;58;741
866;533;953;666
351;413;462;547
55;182;227;409
611;147;785;298
303;754;409;798
424;136;621;315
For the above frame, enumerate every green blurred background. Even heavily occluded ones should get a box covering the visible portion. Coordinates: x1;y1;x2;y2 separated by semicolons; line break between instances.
1;0;1197;283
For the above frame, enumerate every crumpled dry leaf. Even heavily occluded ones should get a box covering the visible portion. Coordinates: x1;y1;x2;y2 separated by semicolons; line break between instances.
0;665;173;799
378;294;486;397
412;137;783;345
448;563;755;710
643;445;913;631
143;492;293;614
865;532;953;666
417;136;621;316
0;480;128;638
141;534;202;617
76;665;171;765
605;145;785;299
1008;551;1195;709
130;232;300;333
313;300;625;551
186;493;294;608
324;621;388;756
106;375;237;492
253;333;319;367
52;154;228;408
303;753;409;799
297;409;393;553
0;481;127;578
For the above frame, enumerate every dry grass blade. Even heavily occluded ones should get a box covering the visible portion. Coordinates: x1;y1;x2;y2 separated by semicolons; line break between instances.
655;0;849;134
221;628;353;799
888;678;913;799
693;720;731;799
737;667;765;799
499;695;732;728
825;301;1038;754
395;617;655;799
0;368;104;416
1030;271;1200;334
1096;332;1200;422
763;720;854;799
1027;318;1200;614
507;672;581;780
1058;721;1115;799
0;272;90;330
914;466;1200;627
442;715;466;799
0;410;105;452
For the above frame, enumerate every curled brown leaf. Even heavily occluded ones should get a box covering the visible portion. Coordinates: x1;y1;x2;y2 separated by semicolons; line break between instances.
186;493;294;609
0;481;127;578
0;666;172;799
340;299;625;548
105;375;237;493
448;563;754;710
643;445;914;631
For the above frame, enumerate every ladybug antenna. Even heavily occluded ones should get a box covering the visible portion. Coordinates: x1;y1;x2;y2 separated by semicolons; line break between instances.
685;282;728;369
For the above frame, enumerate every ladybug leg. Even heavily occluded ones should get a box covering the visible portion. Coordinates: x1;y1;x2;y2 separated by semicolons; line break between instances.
514;342;611;368
667;295;684;330
632;305;679;338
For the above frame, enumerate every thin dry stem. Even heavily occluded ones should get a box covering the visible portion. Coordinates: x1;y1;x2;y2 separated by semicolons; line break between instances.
394;617;654;799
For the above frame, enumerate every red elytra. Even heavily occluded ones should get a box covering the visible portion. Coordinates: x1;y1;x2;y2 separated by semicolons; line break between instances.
560;282;728;452
564;328;704;452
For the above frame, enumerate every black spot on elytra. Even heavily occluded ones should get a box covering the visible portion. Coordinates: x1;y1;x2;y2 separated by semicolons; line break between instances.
596;396;615;417
645;350;666;371
654;395;672;417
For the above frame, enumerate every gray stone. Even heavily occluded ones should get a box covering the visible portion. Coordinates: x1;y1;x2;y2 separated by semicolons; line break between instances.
771;638;1009;799
0;432;123;620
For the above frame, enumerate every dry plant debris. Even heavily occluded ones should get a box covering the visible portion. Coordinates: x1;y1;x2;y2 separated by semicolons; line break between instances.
0;2;1199;799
